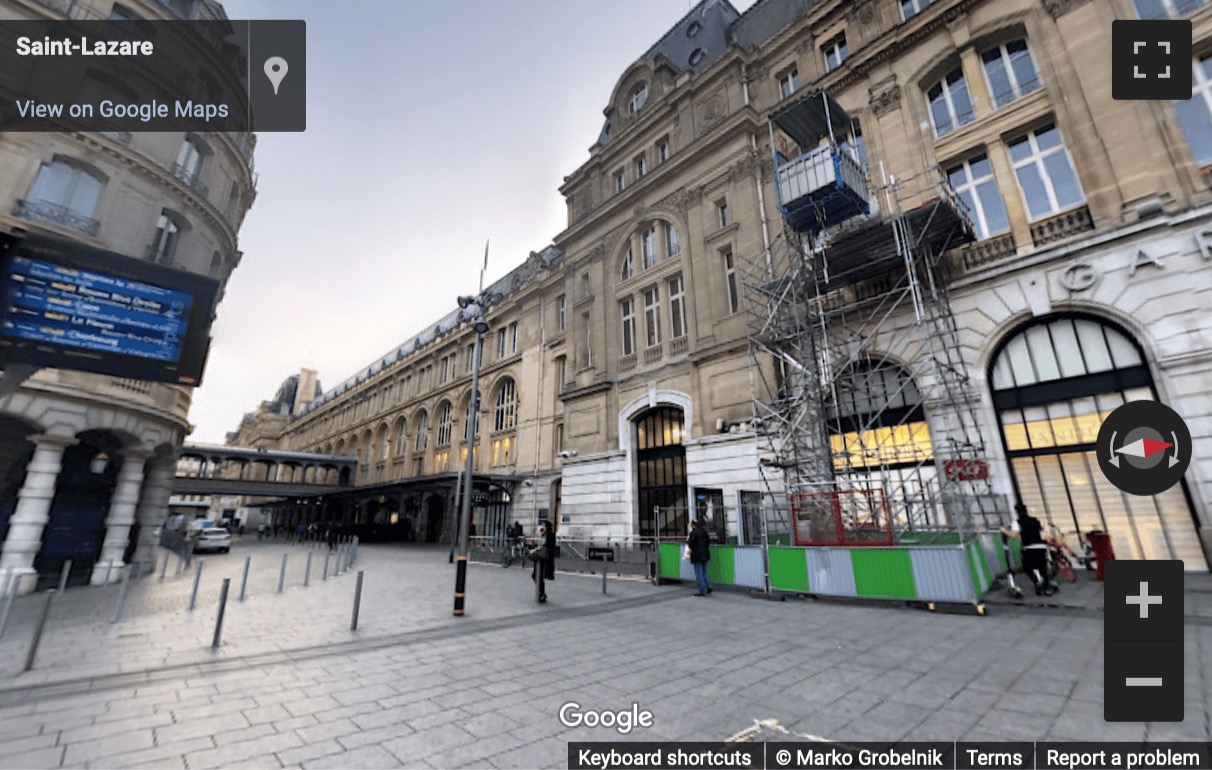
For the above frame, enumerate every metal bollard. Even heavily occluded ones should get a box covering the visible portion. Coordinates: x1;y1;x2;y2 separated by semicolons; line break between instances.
104;557;115;585
350;571;364;631
351;536;358;565
345;541;354;571
188;559;204;611
159;550;170;580
57;560;72;593
334;545;342;577
132;561;142;581
0;571;15;640
23;589;55;672
277;553;288;594
239;556;251;601
212;578;230;649
304;552;312;587
322;551;330;581
601;554;608;595
109;565;132;623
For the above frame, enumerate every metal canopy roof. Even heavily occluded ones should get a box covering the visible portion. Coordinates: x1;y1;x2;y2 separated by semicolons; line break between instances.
770;89;852;148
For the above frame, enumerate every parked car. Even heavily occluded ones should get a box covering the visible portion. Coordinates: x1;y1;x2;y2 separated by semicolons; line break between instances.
193;528;232;554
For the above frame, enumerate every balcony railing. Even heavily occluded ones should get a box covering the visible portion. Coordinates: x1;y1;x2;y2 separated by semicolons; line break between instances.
620;353;637;371
14;199;100;235
171;163;209;197
643;344;664;365
669;336;688;356
1030;204;1093;248
960;232;1018;272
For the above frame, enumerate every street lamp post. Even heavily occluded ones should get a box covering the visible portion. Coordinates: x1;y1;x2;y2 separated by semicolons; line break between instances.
453;292;492;617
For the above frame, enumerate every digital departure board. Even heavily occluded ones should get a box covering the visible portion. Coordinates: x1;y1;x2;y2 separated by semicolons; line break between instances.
0;232;218;386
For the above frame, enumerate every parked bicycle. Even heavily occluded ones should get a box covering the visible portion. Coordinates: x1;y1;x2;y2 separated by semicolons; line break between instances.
502;536;531;568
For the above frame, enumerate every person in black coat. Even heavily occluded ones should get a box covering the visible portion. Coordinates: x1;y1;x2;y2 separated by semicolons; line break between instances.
1007;502;1052;596
687;518;713;596
531;520;556;603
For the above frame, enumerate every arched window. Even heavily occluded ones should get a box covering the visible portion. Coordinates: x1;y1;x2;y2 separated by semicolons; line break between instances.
436;401;453;446
620;246;634;281
494;378;518;432
627;82;648;115
413;409;429;453
635;406;687;538
990;314;1204;567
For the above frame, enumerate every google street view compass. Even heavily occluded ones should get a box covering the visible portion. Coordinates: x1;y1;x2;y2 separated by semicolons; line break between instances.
1097;400;1191;496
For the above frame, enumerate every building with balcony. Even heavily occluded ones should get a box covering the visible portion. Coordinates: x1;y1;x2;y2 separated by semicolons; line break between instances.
242;0;1210;568
0;0;256;592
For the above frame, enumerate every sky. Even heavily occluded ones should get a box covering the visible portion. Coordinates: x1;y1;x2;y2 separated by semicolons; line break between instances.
188;0;761;444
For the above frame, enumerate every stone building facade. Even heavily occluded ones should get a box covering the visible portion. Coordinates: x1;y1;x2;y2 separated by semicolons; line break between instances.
0;0;256;592
254;0;1211;568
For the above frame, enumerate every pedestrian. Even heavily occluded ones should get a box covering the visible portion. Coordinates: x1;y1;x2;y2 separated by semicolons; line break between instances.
530;520;556;603
467;519;476;547
327;525;337;551
687;517;713;596
1007;502;1052;596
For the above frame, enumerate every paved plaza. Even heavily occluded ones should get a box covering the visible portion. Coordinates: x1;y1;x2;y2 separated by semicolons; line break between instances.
0;541;1208;769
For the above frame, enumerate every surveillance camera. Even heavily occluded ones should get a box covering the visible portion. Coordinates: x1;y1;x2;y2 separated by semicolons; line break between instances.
558;450;576;459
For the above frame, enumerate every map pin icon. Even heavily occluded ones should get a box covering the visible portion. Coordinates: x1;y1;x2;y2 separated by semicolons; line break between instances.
264;57;288;95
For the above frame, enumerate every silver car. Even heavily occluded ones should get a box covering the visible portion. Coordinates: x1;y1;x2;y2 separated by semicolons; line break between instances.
193;528;232;554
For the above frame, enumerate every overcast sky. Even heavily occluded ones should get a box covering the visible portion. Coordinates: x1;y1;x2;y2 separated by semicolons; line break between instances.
188;0;760;444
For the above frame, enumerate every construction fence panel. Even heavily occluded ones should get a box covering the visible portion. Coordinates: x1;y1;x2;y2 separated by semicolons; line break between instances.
910;547;978;603
731;547;766;589
805;548;857;597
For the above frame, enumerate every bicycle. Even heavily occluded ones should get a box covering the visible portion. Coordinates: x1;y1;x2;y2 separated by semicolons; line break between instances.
1046;527;1079;584
501;537;530;568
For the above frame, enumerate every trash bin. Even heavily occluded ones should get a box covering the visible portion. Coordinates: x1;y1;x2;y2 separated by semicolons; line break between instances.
1085;530;1115;581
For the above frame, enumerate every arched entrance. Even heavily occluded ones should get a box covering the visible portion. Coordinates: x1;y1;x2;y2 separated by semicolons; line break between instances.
990;314;1205;568
425;495;444;543
635;406;687;538
36;430;124;587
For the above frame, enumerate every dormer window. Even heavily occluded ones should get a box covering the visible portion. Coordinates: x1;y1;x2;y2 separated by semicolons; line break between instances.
687;21;702;38
689;49;705;67
628;83;649;115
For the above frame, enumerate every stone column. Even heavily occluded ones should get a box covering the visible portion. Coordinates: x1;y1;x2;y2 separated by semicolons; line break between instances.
90;451;147;585
0;435;73;594
130;456;175;576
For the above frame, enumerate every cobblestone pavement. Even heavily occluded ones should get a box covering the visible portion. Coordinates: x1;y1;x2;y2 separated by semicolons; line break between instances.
0;543;1208;769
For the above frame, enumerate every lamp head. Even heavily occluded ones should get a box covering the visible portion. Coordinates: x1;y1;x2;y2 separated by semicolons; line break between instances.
473;318;490;335
457;295;475;309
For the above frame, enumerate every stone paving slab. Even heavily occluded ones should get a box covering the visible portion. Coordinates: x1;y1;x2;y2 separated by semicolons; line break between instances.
0;546;1206;769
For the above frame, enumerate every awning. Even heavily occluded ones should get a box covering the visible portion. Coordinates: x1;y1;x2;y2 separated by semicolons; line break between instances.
770;89;853;148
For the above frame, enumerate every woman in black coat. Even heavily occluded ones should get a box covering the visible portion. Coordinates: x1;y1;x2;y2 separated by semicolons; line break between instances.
531;521;556;603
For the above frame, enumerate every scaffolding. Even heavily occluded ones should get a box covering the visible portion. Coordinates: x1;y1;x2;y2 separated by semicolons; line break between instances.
744;90;1007;543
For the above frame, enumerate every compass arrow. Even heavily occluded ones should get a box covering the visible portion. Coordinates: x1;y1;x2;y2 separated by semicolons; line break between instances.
1169;430;1181;468
1114;437;1174;459
1108;431;1119;468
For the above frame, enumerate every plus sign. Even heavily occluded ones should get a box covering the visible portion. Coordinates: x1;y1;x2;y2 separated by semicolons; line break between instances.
1126;581;1163;619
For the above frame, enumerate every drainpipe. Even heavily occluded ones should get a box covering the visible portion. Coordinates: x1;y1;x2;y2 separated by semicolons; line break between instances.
751;133;772;269
530;293;545;530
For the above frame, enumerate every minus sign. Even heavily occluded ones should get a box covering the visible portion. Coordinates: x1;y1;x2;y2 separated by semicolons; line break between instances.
1125;677;1163;686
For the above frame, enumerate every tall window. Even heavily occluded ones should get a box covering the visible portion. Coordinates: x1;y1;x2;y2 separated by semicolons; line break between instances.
620;298;636;356
580;311;592;369
414;409;429;452
643;286;662;347
841;122;867;168
657;138;670;164
1134;0;1205;18
627;82;648;115
1008;124;1084;220
1176;55;1212;165
436;402;453;446
901;0;932;18
149;212;182;265
947;154;1010;239
668;275;686;340
24;160;104;232
466;343;475;373
641;227;657;269
635;155;647;179
497;328;507;358
494;378;518;432
509;321;518;354
779;67;799;99
554;355;567;388
620;247;634;281
174;137;204;185
823;34;848;72
439;356;449;384
981;39;1042;108
717;200;730;228
614;170;626;194
556;294;566;331
394;418;408;456
927;67;975;137
665;223;680;257
723;248;739;314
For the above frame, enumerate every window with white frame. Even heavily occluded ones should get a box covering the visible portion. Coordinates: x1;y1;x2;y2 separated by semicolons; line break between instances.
497;328;507;358
439;356;449;384
823;34;848;72
149;212;182;265
717;200;729;228
436;402;453;446
556;294;566;331
901;0;931;19
927;67;975;137
495;378;517;432
643;286;662;347
614;170;626;193
981;39;1042;108
620;298;636;356
509;321;518;354
174;137;204;185
1176;55;1212;165
641;227;657;269
620;247;634;280
394;418;409;456
778;67;799;99
1134;0;1205;18
466;343;475;373
1008;123;1085;220
665;222;680;257
668;275;686;340
627;82;649;115
841;121;867;168
25;159;104;230
947;154;1011;240
657;138;670;164
723;248;739;314
414;409;429;452
635;155;647;179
